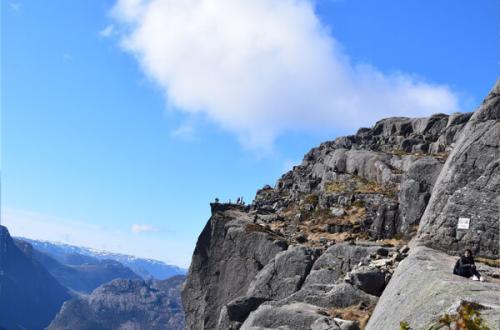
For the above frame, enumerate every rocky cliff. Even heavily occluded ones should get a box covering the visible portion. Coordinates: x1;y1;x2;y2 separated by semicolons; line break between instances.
182;81;499;329
48;275;185;330
0;226;71;330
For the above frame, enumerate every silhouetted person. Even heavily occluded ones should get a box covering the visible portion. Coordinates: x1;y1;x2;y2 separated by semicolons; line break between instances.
453;249;484;282
214;198;219;204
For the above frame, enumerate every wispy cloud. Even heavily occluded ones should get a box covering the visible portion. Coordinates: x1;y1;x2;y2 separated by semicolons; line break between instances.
131;223;157;233
2;208;191;268
9;2;21;12
109;0;460;151
99;24;115;38
62;53;73;63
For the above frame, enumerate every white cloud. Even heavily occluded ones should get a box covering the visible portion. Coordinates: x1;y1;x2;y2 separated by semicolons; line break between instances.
99;24;115;38
3;208;191;267
131;223;157;233
110;0;460;150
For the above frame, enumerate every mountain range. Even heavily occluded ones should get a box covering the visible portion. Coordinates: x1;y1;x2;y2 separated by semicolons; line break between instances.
0;228;186;329
17;237;186;280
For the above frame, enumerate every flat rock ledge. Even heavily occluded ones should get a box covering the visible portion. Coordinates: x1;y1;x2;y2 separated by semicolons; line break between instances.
367;245;500;330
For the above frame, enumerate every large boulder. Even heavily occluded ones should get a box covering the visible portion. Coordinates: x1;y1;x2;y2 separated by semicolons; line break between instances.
240;302;332;330
347;266;386;296
304;243;380;290
246;246;318;300
417;80;500;258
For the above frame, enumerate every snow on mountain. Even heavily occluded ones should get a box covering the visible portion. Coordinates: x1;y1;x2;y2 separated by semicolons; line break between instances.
16;237;187;280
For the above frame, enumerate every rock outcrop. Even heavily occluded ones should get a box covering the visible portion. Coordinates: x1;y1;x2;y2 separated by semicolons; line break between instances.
367;246;500;329
47;275;185;330
182;81;499;329
0;225;71;330
182;204;289;330
417;80;500;258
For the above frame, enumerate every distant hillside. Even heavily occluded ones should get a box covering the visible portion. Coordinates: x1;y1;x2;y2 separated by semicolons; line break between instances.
15;239;141;294
47;275;185;330
18;238;187;280
0;226;71;330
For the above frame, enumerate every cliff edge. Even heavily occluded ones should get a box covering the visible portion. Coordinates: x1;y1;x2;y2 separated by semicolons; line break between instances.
182;81;499;329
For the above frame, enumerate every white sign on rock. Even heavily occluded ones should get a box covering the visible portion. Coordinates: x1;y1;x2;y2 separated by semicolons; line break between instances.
457;217;470;230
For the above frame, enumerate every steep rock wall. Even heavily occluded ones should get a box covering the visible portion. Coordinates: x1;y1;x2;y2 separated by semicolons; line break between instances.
417;80;500;258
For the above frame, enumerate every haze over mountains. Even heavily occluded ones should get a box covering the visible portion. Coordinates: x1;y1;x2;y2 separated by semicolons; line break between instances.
0;227;186;330
18;237;186;280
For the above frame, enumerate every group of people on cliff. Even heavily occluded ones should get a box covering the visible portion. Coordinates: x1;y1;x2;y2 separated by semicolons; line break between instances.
213;197;246;205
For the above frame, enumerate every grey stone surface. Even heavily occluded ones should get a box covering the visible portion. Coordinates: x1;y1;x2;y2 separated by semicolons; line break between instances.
311;317;359;330
304;243;380;289
240;302;330;330
417;80;500;258
276;282;377;310
246;246;317;300
367;246;500;330
348;266;385;296
181;205;287;330
398;157;443;235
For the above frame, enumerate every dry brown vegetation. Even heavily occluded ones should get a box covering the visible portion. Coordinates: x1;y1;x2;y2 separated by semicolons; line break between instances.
392;149;449;162
328;302;375;329
476;257;500;268
325;176;398;199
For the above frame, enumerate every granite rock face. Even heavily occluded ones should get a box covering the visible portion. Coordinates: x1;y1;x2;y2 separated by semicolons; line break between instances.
47;275;185;330
181;204;288;330
183;81;499;329
417;80;500;258
367;246;500;330
0;226;71;330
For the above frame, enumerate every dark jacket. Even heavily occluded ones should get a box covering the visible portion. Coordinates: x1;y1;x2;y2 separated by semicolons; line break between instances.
453;256;476;276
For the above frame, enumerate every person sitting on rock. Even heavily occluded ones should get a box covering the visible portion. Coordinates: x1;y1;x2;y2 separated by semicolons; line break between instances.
453;249;484;282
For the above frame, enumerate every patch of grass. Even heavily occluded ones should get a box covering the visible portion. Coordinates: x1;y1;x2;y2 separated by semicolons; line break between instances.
325;177;398;199
303;194;319;207
329;302;374;329
352;200;365;208
399;321;411;330
325;181;348;193
245;223;268;234
393;149;410;157
436;301;490;330
476;257;500;268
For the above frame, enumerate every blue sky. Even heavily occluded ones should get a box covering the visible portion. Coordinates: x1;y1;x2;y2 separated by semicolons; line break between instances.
2;0;497;268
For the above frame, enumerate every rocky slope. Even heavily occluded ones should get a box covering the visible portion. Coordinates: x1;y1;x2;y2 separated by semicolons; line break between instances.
47;275;185;330
367;246;500;330
0;226;71;330
15;239;142;294
182;81;499;329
